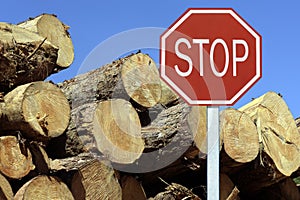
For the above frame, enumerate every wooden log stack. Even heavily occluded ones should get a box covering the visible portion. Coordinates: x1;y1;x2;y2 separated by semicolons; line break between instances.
0;14;299;200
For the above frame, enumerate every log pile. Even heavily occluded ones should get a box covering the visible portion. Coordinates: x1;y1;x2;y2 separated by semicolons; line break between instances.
0;14;299;200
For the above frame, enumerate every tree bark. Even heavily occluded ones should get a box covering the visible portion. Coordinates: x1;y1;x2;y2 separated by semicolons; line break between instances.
18;14;74;68
239;91;300;176
0;81;70;141
14;175;74;200
59;52;161;109
53;53;161;157
0;136;35;179
149;182;201;200
0;172;13;200
121;175;147;200
0;22;58;93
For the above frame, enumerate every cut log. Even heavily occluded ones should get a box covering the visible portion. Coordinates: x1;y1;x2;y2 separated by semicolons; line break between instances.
56;159;122;200
55;53;160;157
187;106;207;154
71;160;122;200
239;91;300;176
136;103;207;197
121;53;161;108
59;52;161;109
14;175;74;200
0;172;13;200
18;14;74;68
92;99;144;164
0;22;58;92
50;154;122;200
0;135;35;179
0;81;70;141
220;108;259;163
159;80;179;107
121;175;147;200
29;142;50;174
220;173;240;200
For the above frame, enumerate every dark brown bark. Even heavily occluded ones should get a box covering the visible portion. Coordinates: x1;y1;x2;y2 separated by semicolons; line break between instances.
51;53;161;157
0;23;59;93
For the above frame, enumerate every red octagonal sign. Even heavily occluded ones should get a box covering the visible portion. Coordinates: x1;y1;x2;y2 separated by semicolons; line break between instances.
160;8;262;105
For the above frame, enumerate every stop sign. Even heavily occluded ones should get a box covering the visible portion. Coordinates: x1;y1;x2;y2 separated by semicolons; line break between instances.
160;8;262;105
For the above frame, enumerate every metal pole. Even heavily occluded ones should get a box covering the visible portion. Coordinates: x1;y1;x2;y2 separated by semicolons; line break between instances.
207;106;220;200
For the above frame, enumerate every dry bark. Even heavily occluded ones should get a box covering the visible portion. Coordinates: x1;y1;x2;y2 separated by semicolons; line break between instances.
0;22;58;93
18;13;74;68
0;135;35;179
149;182;201;200
0;81;70;141
54;53;161;157
0;172;13;200
239;91;300;176
14;175;74;200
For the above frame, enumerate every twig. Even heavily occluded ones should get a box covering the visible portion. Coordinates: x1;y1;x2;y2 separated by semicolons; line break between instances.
27;37;47;60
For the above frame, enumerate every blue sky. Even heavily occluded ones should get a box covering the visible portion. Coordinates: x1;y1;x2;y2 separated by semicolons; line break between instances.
2;0;300;117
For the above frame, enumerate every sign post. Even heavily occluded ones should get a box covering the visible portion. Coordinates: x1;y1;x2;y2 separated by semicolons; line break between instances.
160;8;261;200
207;106;219;199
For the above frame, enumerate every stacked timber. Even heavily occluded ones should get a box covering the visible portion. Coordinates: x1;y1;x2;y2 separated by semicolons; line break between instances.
0;13;299;200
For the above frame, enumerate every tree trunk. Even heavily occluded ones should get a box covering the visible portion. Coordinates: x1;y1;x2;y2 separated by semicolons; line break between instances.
50;154;122;200
0;136;35;179
18;14;74;68
14;175;74;200
0;172;13;200
53;53;161;157
71;160;122;200
121;175;147;200
0;81;70;141
239;91;300;176
0;22;58;93
59;52;161;109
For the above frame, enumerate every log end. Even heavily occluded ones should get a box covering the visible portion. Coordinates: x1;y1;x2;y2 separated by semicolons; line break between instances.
20;81;70;139
14;175;74;200
220;108;259;163
18;14;74;68
121;53;161;108
0;136;35;179
93;99;144;164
